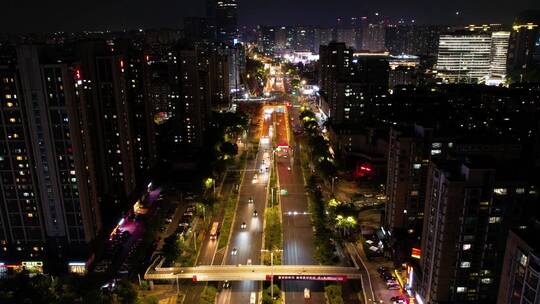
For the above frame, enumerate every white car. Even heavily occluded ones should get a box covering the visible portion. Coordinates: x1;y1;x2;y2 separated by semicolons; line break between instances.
241;222;247;229
247;259;252;265
304;288;311;299
231;248;238;255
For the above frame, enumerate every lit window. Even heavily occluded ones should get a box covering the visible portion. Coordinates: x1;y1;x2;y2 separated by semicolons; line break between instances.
431;149;441;155
456;287;467;293
481;278;492;284
489;217;502;224
413;164;421;169
493;188;507;195
519;253;528;266
460;261;471;268
516;188;525;194
462;244;472;250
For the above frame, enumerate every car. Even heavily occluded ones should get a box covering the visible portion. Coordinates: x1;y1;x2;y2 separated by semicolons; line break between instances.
253;210;258;217
222;280;230;289
231;248;238;255
391;296;405;302
304;288;311;299
183;211;193;216
252;174;258;184
241;222;247;229
248;197;254;204
247;259;252;265
387;284;400;290
377;266;388;273
165;217;173;223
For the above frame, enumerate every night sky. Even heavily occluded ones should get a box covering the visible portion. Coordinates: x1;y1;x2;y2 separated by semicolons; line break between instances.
1;0;539;33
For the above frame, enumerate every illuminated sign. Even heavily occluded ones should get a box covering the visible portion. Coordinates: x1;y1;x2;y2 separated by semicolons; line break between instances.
68;262;87;275
266;275;347;281
22;261;43;267
411;248;421;259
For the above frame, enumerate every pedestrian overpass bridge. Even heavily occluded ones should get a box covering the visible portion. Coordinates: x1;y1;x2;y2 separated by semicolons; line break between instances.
144;264;361;282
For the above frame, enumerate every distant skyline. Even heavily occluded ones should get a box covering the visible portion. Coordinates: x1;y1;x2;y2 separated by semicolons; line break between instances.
1;0;540;33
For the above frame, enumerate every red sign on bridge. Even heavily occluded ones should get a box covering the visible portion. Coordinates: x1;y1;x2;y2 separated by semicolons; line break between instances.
265;275;347;281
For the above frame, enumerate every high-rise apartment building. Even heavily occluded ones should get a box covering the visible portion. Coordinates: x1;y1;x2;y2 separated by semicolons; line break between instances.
293;27;315;52
0;45;103;269
507;23;539;75
362;23;386;52
497;228;540;304
314;28;334;53
183;17;215;42
207;0;238;43
419;158;537;303
257;26;276;56
319;42;389;124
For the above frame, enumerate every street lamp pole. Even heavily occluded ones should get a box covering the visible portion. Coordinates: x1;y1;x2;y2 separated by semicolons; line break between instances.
270;251;274;300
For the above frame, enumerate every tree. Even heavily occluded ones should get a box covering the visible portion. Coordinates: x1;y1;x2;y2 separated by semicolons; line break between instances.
162;234;181;264
335;215;357;236
325;284;343;304
262;284;281;304
114;279;138;304
220;142;238;158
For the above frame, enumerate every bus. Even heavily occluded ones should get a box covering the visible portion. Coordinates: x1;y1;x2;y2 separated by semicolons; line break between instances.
250;292;256;304
209;222;220;240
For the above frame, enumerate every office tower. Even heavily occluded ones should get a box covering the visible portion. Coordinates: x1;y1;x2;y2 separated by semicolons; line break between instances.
0;45;102;268
207;0;238;43
362;23;386;52
437;31;511;84
497;228;540;304
418;159;537;303
488;31;511;85
183;17;214;42
436;33;492;83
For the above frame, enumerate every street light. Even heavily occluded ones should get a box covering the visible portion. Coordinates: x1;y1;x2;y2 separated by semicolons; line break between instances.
261;248;283;301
